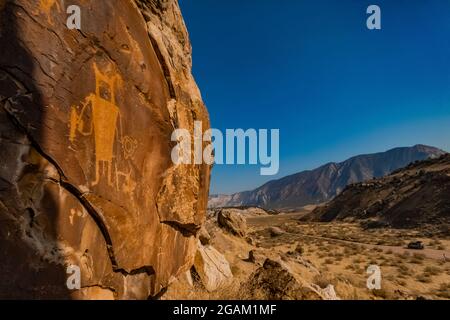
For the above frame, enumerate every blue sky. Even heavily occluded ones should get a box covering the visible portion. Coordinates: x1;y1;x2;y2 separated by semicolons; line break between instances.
179;0;450;194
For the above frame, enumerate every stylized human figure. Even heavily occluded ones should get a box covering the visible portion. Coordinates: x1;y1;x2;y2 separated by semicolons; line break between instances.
70;63;123;187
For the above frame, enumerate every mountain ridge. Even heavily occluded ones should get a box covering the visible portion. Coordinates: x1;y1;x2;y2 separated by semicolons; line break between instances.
306;153;450;231
209;144;447;209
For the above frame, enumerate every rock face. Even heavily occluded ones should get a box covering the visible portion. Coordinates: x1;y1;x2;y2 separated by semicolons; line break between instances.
0;0;210;299
193;243;233;292
217;209;247;237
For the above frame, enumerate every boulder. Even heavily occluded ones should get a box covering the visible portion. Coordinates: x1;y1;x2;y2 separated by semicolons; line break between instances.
193;243;233;292
0;0;210;299
269;227;285;237
242;258;339;300
198;226;211;245
217;209;247;237
318;284;340;300
248;249;266;266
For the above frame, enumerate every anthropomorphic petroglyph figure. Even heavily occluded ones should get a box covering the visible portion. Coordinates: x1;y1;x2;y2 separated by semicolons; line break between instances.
69;63;136;194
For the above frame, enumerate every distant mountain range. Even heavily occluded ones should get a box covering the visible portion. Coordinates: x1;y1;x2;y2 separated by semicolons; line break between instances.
209;145;446;210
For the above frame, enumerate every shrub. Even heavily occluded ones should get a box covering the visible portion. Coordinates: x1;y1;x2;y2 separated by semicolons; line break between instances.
372;289;390;299
416;274;431;283
423;266;441;276
438;283;450;299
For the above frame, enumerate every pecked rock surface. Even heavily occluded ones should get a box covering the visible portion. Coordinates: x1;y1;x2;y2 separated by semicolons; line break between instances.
0;0;210;299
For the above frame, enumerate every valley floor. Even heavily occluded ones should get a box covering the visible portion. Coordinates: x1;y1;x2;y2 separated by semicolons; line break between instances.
251;216;449;299
164;211;450;300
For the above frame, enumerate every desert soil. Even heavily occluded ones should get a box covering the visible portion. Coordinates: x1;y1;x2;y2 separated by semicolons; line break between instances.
165;210;450;300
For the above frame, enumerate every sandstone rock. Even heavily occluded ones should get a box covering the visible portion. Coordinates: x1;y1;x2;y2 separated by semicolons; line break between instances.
242;259;323;300
160;268;196;300
319;284;340;300
177;269;194;288
0;0;210;299
245;236;255;245
248;249;266;266
269;226;285;237
217;209;247;237
242;258;339;300
198;226;211;245
193;243;233;292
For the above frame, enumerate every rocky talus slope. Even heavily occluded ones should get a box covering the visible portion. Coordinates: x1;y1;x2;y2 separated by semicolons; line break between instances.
164;208;339;300
0;0;210;299
308;154;450;233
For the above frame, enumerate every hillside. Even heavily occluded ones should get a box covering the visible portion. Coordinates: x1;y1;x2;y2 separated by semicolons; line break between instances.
210;145;446;209
307;153;450;233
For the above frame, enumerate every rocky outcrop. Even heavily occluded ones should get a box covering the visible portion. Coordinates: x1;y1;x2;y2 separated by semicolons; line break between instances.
198;226;211;245
0;0;210;299
217;209;247;237
241;259;318;300
312;284;340;300
241;259;338;300
247;249;266;266
308;154;450;233
193;243;233;292
269;226;285;237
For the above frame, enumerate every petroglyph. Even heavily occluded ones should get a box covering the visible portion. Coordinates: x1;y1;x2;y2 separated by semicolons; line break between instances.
69;208;86;226
69;62;136;196
0;0;210;299
121;136;138;160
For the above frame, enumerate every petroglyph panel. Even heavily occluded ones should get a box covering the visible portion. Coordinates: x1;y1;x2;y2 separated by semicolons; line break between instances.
0;0;210;299
69;62;136;192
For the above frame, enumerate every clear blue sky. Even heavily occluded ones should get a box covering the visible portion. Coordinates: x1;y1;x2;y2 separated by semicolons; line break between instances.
179;0;450;194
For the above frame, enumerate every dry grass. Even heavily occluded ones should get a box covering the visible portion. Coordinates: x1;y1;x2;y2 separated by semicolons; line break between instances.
423;266;441;276
437;283;450;299
416;273;432;283
372;288;391;299
229;218;450;300
410;253;425;264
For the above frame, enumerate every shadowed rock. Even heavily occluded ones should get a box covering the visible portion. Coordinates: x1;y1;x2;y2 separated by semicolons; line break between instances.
241;258;338;300
217;208;247;237
0;0;210;299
